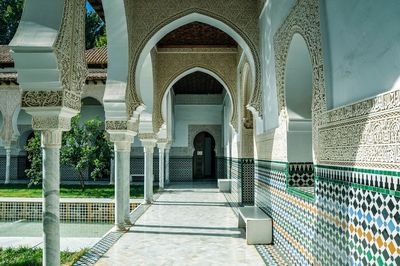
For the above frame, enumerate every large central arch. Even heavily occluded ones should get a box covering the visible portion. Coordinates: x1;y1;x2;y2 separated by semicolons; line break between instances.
125;7;262;121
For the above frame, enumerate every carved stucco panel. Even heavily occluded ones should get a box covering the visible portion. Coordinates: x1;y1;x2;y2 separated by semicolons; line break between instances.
318;89;400;170
124;0;262;118
273;0;327;162
53;0;88;111
154;51;238;132
0;88;21;144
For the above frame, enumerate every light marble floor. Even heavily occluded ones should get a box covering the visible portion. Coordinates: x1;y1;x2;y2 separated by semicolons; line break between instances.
95;182;265;266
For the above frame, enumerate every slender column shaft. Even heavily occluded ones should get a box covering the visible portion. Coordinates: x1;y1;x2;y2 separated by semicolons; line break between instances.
5;148;11;184
144;145;155;204
41;130;62;266
114;142;131;229
158;148;165;189
110;158;115;185
165;148;170;185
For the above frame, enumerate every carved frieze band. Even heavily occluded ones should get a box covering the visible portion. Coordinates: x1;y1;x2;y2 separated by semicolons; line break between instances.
21;90;81;111
105;120;138;132
22;91;63;107
318;89;400;170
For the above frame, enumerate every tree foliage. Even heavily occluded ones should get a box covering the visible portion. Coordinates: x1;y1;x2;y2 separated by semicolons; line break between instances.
24;132;42;187
85;11;107;49
25;116;112;190
0;0;24;45
61;115;112;190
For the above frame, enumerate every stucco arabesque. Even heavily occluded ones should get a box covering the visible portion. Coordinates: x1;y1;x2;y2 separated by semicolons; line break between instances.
273;0;327;162
154;51;238;133
20;0;87;130
124;0;263;121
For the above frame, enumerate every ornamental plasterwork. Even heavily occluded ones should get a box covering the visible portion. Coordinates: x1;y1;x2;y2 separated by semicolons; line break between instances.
105;120;138;132
318;89;400;170
153;51;238;132
0;89;21;143
273;0;327;161
53;0;88;111
32;116;71;131
124;0;262;119
17;0;87;131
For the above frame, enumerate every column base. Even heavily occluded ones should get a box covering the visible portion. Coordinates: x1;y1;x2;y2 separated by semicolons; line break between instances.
115;224;129;231
124;217;133;226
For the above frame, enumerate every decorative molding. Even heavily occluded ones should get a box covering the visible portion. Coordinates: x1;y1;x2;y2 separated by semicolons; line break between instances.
31;116;71;131
105;120;138;132
318;89;400;170
138;133;157;140
124;1;262;118
273;0;327;161
156;47;238;54
54;0;88;98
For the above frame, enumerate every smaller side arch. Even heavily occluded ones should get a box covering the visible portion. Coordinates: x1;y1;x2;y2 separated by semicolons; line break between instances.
157;67;237;133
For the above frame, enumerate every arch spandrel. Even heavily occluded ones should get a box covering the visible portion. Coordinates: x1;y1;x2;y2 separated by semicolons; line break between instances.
124;1;262;119
154;52;238;133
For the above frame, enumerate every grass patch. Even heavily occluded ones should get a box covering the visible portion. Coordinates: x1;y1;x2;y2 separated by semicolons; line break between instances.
0;247;87;266
0;184;158;198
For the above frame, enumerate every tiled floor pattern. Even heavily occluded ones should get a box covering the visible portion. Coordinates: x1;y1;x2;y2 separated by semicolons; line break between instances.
95;182;265;266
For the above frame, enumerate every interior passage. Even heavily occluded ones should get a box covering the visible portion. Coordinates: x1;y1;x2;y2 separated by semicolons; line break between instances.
95;182;265;266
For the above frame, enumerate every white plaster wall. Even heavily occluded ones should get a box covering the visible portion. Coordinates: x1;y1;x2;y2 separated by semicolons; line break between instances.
259;0;296;132
0;111;3;133
285;33;312;120
173;105;223;147
322;0;400;108
17;109;31;125
139;53;154;112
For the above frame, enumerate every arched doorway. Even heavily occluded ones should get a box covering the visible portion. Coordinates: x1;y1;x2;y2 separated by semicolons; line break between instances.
193;132;216;180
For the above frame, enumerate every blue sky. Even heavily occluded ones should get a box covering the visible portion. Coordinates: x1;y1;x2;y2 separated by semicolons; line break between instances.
86;2;95;13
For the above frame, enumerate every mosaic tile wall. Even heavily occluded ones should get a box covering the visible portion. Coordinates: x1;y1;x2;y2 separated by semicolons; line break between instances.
315;166;399;266
130;157;159;182
288;162;314;187
255;160;316;265
225;158;242;208
0;156;18;181
254;160;400;265
170;157;193;182
0;200;139;223
216;157;226;179
225;158;254;206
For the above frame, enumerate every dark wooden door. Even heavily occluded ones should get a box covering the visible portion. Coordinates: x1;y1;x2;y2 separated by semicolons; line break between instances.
193;132;216;179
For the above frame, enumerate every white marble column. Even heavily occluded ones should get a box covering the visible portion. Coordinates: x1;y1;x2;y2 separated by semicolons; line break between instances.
41;130;62;266
165;147;170;185
158;144;165;190
4;147;11;184
109;158;115;185
114;141;131;229
142;140;156;204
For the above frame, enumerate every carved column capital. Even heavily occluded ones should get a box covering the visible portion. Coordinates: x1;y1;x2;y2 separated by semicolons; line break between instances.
25;107;77;131
141;138;157;152
41;130;62;149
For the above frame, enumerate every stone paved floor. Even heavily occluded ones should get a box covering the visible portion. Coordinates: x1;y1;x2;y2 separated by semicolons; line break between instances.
95;182;265;266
